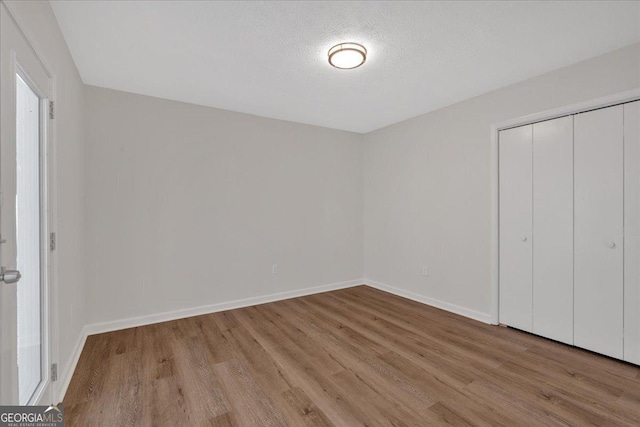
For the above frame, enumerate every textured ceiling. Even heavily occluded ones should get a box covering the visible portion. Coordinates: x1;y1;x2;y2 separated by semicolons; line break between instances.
50;1;640;133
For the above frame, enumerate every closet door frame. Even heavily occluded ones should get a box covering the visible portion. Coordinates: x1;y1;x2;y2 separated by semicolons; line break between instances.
490;88;640;326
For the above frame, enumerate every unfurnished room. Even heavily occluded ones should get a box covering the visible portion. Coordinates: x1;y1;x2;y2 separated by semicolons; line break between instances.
0;1;639;426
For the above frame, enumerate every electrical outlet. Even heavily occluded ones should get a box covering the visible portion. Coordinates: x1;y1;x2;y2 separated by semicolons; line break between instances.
422;266;428;276
272;264;278;274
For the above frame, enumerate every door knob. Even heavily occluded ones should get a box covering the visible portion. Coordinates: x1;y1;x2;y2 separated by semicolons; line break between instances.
0;267;21;284
522;236;528;242
607;241;616;248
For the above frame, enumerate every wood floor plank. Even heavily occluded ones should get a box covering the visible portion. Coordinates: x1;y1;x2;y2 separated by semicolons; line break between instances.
214;358;288;426
332;289;527;364
170;335;231;423
216;323;334;427
335;367;444;426
220;324;293;394
463;380;573;427
64;285;640;426
105;350;143;426
280;296;443;400
63;333;114;405
494;360;640;426
233;307;381;426
192;314;236;364
269;299;441;422
303;293;485;386
327;292;506;370
254;304;346;375
208;412;237;427
139;323;191;426
279;387;334;427
336;288;532;356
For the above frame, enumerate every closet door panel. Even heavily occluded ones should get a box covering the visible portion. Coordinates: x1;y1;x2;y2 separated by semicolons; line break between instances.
532;116;573;344
574;105;624;359
624;101;640;365
499;125;533;332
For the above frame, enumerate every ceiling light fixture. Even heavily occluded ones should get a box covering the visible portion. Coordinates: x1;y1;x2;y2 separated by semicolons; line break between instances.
328;42;367;70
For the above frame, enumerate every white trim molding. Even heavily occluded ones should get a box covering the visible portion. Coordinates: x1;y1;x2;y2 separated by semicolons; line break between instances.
490;87;640;325
365;279;493;324
83;279;364;336
56;328;87;404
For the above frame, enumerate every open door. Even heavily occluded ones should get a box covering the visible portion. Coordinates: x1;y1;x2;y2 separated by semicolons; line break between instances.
0;3;53;405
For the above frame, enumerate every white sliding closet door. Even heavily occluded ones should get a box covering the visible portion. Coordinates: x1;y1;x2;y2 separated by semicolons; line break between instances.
624;101;640;365
499;125;533;332
574;105;624;359
532;116;573;344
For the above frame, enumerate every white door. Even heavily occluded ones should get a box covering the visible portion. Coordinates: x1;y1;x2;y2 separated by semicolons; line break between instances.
574;105;624;359
0;3;52;405
624;100;640;365
499;124;533;332
532;116;574;345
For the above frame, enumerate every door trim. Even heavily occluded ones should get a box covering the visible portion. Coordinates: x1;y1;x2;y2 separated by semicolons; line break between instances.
0;0;59;405
15;58;50;406
490;87;640;325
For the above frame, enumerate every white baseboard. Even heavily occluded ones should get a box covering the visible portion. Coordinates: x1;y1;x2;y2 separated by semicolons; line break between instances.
56;326;88;404
84;279;364;336
364;279;493;324
55;278;364;403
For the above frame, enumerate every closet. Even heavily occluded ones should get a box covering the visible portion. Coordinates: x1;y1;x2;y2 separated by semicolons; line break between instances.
499;100;639;364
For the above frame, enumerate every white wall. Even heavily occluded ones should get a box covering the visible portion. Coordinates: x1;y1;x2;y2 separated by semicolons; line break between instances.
84;86;364;325
2;0;86;399
364;43;640;320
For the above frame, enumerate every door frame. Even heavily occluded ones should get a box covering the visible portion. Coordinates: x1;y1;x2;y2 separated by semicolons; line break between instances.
490;87;640;325
1;0;59;405
14;59;51;406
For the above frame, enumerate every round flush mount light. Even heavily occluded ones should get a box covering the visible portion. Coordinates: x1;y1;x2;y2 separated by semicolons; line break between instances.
328;42;367;69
